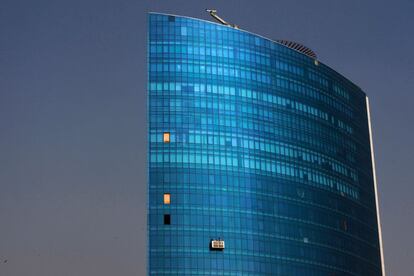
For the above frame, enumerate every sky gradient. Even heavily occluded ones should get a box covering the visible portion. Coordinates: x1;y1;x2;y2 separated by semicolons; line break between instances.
1;0;413;275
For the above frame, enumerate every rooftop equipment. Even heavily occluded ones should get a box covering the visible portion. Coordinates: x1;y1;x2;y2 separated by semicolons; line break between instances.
276;40;318;59
205;9;318;61
206;9;239;29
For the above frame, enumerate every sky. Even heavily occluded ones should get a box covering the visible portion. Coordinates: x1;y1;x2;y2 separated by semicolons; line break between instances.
0;0;413;275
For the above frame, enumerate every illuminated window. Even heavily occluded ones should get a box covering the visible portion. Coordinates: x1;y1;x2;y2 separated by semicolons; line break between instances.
164;193;171;204
164;214;170;225
163;132;170;143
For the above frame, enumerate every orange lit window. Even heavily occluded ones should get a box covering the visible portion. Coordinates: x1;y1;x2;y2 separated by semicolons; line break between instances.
163;132;170;143
164;193;171;204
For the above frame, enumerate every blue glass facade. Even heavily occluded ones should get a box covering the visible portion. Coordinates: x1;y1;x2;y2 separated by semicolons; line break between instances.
148;13;384;275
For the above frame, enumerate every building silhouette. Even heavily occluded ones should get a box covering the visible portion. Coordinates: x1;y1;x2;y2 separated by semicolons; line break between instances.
147;12;385;275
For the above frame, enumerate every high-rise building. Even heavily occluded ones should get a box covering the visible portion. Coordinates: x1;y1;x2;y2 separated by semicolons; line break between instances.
147;12;385;275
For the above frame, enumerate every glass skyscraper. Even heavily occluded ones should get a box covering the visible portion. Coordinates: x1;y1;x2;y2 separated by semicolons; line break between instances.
147;12;385;276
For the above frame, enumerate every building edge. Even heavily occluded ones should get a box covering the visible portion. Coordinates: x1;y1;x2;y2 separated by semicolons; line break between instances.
366;96;386;276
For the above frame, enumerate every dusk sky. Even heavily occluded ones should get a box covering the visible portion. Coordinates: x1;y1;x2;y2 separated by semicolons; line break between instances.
1;0;413;275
